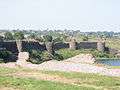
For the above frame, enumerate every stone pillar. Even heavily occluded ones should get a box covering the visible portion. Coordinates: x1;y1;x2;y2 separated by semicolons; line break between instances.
69;38;77;50
97;41;105;52
16;52;29;65
45;42;54;55
16;40;22;53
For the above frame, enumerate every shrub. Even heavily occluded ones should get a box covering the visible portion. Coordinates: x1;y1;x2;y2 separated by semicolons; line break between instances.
41;51;53;61
0;58;4;63
82;36;88;41
0;50;12;59
57;48;116;59
53;53;64;61
28;50;42;64
0;50;13;63
43;35;53;42
57;49;81;59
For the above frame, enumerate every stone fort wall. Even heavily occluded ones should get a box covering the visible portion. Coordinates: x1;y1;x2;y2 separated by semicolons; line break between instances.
0;41;105;53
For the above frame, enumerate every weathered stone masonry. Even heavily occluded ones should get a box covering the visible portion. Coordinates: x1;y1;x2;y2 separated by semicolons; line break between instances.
0;41;105;53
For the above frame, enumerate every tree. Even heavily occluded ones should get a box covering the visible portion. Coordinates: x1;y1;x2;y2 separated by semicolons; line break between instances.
43;35;52;42
82;36;88;41
35;36;44;42
53;37;63;43
14;31;24;40
14;31;24;52
28;33;36;39
4;32;14;40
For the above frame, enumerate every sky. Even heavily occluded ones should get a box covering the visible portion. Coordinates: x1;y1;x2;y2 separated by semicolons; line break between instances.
0;0;120;32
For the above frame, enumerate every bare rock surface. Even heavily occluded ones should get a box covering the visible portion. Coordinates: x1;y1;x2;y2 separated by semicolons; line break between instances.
0;54;120;77
65;54;95;64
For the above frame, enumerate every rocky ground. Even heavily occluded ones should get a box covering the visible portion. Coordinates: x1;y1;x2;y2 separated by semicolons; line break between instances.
0;53;120;77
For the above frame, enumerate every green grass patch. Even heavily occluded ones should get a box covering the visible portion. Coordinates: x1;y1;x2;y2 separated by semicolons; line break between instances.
0;67;120;90
110;66;120;69
42;70;120;88
0;76;95;90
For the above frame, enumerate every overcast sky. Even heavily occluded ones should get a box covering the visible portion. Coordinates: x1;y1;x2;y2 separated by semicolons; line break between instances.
0;0;120;32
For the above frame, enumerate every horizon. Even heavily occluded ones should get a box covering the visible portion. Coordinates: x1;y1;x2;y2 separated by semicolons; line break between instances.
0;24;120;32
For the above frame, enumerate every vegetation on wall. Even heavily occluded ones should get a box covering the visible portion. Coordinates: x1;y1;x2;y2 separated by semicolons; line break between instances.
4;32;14;40
57;49;117;59
0;50;12;63
14;31;24;40
27;50;63;64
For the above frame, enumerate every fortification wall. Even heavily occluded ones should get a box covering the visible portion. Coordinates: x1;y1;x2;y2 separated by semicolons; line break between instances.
0;41;105;53
77;42;97;49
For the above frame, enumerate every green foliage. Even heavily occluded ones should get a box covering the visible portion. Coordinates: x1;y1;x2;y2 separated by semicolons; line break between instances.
53;37;63;43
14;31;24;40
0;75;93;90
106;38;120;50
57;49;81;59
53;53;64;61
28;33;36;39
0;67;120;90
0;50;12;59
0;50;12;63
43;70;120;89
0;58;4;63
28;50;42;64
28;50;64;64
41;51;53;61
57;49;116;59
82;36;88;41
4;32;14;40
43;35;53;42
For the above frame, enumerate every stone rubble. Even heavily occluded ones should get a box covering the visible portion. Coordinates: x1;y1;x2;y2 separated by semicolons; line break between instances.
0;53;120;77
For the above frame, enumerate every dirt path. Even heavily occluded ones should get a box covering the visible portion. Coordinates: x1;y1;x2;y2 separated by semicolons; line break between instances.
0;87;20;90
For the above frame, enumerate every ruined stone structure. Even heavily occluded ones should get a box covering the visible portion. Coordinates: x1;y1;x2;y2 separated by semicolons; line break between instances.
16;52;29;65
0;41;106;54
16;40;22;52
77;42;97;49
69;38;77;50
45;42;54;54
97;41;105;52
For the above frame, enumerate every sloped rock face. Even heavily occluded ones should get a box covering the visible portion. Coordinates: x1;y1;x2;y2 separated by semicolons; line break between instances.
16;52;29;65
65;54;96;64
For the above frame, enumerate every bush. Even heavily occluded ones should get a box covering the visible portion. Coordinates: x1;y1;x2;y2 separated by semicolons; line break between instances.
28;58;43;64
57;49;81;59
53;53;64;61
82;36;88;41
57;48;116;59
28;48;116;64
0;50;12;59
0;58;4;63
28;49;65;64
41;51;53;61
0;50;13;63
43;35;53;42
27;50;42;64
